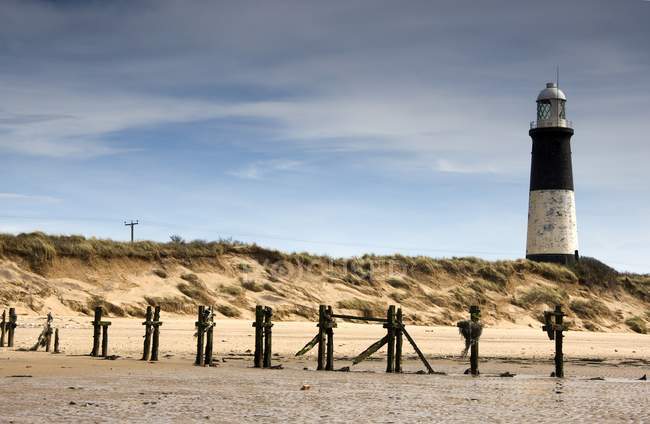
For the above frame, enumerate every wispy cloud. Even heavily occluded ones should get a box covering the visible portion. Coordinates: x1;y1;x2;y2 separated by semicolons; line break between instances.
228;159;303;180
0;192;61;203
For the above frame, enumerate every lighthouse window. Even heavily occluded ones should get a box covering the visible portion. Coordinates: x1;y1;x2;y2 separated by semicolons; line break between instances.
559;101;566;119
537;101;552;120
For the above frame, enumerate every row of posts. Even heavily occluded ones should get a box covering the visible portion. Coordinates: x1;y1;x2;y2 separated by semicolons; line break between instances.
3;303;567;378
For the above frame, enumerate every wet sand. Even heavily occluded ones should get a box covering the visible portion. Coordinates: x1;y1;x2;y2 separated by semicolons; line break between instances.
0;317;648;423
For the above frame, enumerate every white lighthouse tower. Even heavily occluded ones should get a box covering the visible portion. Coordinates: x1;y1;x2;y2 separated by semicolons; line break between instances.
526;82;579;265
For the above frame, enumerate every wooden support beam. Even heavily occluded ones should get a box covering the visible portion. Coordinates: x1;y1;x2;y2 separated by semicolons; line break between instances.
470;305;480;376
295;334;319;357
101;323;109;357
385;305;396;373
330;314;387;323
142;306;153;361
317;305;326;371
54;328;60;354
395;307;403;373
195;306;205;366
402;328;435;374
543;305;565;378
151;306;161;361
0;310;5;347
253;305;263;368
325;305;334;371
91;307;102;357
204;307;214;366
263;307;273;368
352;335;388;365
7;308;16;348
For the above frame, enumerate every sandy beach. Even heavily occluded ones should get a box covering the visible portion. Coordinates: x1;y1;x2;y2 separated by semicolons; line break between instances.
0;317;648;423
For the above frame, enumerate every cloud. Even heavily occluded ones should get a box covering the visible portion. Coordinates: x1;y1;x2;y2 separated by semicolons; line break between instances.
228;159;303;180
0;192;61;203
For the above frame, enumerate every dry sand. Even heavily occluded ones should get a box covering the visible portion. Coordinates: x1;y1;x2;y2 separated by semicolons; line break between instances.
0;317;648;423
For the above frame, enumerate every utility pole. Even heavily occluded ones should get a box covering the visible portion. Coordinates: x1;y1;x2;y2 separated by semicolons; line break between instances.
124;220;139;243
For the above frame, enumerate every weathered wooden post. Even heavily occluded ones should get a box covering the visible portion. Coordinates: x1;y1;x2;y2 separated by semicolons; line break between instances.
150;306;161;361
204;307;214;366
385;305;396;373
253;305;264;368
317;304;326;371
91;307;102;357
45;324;52;353
54;328;61;354
195;306;205;366
101;322;110;357
470;305;480;376
325;305;335;371
543;305;565;378
395;307;403;373
0;310;6;347
263;306;273;368
7;308;17;348
142;306;153;361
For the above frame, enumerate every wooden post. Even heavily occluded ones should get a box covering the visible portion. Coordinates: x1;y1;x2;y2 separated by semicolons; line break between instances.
101;323;109;357
395;307;403;373
470;305;480;376
554;305;564;378
142;306;153;361
54;328;60;354
91;307;102;357
7;308;16;348
385;305;396;373
45;326;52;353
325;305;334;371
317;305;326;371
263;307;273;368
151;306;161;362
253;305;263;368
204;307;214;366
1;310;6;347
195;306;205;366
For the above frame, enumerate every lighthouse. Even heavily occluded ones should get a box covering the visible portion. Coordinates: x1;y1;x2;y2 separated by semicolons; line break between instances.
526;82;579;265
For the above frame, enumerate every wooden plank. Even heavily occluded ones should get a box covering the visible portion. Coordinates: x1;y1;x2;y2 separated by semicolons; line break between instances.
554;305;564;378
331;314;387;323
402;328;435;374
295;334;319;357
352;335;388;365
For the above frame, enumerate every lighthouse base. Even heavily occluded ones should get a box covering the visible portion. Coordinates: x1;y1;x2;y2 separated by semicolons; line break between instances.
526;253;577;266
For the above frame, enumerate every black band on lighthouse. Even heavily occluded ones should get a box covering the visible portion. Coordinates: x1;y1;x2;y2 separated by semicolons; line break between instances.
529;127;575;191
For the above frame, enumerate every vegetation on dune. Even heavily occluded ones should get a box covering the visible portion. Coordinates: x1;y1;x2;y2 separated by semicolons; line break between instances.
337;298;386;318
1;232;649;331
624;316;648;334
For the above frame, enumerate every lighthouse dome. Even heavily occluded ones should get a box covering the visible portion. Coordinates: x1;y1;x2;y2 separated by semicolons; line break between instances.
537;82;566;101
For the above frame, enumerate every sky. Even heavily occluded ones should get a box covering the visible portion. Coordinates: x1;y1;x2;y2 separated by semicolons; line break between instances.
1;0;649;272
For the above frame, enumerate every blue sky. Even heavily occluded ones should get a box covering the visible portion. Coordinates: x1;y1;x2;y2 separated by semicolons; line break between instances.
1;0;649;272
